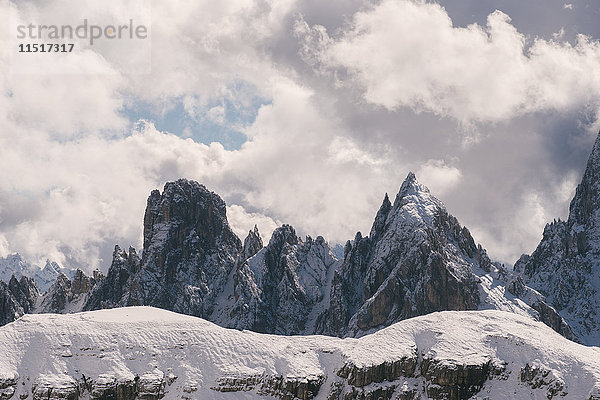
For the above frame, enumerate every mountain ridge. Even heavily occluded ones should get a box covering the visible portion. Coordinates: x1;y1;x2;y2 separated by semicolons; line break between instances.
0;172;573;343
3;133;600;343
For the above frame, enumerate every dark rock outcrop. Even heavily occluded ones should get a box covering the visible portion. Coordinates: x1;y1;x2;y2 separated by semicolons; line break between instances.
0;275;38;326
136;179;242;317
83;246;140;310
70;174;564;342
85;179;242;319
1;164;584;346
242;225;263;261
38;269;99;314
213;374;325;400
8;275;38;313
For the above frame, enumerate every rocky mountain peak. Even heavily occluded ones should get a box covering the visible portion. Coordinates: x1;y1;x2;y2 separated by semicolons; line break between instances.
142;179;241;263
107;179;243;318
391;172;445;228
217;221;337;335
266;225;299;255
35;268;101;314
38;273;72;312
8;275;38;314
83;245;140;311
71;269;94;295
242;225;263;261
395;171;431;200
568;133;600;228
111;245;137;269
369;193;392;240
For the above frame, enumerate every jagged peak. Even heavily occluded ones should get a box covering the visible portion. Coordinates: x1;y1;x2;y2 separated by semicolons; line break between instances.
43;259;60;273
73;268;86;277
49;272;71;288
243;225;263;260
246;225;261;238
268;224;299;248
369;193;392;239
389;172;445;228
146;179;223;213
568;131;600;226
142;178;241;255
395;172;432;203
112;245;126;258
159;179;217;202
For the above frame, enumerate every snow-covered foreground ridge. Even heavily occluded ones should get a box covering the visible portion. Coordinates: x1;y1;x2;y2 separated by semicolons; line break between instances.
0;307;599;400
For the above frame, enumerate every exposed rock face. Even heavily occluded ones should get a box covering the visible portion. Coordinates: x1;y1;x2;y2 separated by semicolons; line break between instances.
213;374;325;399
0;276;39;326
38;269;100;314
214;224;338;335
8;275;38;314
135;179;242;317
68;175;565;340
83;246;140;311
242;225;263;261
0;173;577;343
515;132;600;345
84;179;242;319
318;173;486;336
27;371;167;400
0;173;573;346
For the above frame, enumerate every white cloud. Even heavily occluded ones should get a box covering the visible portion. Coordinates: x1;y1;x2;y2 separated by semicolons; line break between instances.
226;205;282;244
298;1;600;126
1;0;598;273
228;78;401;244
417;160;463;196
469;192;549;265
0;76;401;270
328;136;390;166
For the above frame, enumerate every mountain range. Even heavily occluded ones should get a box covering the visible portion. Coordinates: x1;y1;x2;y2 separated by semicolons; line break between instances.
2;132;600;398
0;173;571;340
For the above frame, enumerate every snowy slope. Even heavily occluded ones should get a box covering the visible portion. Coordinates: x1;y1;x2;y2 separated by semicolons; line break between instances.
0;307;599;400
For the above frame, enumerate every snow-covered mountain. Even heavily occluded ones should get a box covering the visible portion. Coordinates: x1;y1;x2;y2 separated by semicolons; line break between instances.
0;175;575;343
36;269;103;314
0;254;77;293
0;307;598;400
80;175;568;340
515;131;600;345
212;224;339;334
317;172;567;338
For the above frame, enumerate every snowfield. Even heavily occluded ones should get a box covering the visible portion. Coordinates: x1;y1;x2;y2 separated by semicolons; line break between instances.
0;307;599;399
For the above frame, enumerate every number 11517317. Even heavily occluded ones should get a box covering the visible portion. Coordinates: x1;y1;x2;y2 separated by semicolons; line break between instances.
18;43;74;53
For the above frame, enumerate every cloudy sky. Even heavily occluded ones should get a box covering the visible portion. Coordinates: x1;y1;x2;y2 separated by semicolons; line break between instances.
2;0;600;271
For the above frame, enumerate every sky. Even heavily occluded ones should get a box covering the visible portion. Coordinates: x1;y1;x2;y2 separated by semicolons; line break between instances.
2;0;600;271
